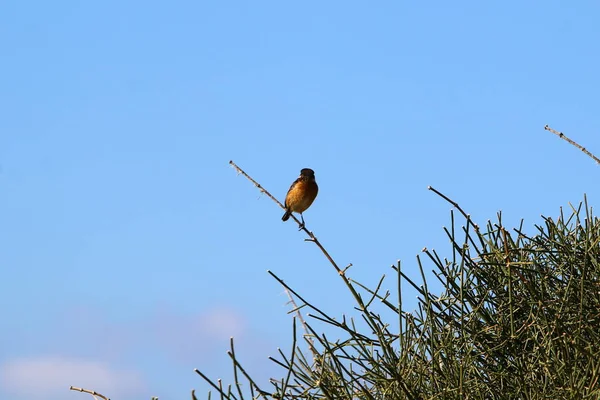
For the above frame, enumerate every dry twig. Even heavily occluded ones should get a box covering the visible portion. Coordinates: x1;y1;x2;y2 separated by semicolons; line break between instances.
228;160;368;307
69;386;110;400
228;160;345;275
545;125;600;165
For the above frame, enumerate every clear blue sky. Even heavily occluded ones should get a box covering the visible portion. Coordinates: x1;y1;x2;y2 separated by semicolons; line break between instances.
1;1;599;399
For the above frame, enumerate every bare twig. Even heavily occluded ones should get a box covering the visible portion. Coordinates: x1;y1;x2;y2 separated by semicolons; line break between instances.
229;160;286;209
229;160;341;268
69;386;110;400
545;125;600;165
229;160;366;307
283;287;315;350
428;186;480;233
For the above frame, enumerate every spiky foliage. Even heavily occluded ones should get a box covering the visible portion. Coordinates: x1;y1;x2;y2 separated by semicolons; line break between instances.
195;195;600;400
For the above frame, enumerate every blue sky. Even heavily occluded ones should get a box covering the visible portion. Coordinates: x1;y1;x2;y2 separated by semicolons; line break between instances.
1;1;600;399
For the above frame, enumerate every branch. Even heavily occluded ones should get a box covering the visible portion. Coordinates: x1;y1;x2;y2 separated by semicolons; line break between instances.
228;161;339;268
428;186;480;234
228;160;367;308
229;160;286;210
545;125;600;165
69;386;110;400
283;287;315;350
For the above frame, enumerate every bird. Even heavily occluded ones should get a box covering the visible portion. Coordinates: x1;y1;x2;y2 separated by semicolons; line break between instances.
282;168;319;229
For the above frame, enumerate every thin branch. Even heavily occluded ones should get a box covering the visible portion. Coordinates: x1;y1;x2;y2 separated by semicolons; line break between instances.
283;287;316;352
229;160;286;210
69;386;110;400
229;161;366;308
545;125;600;165
428;186;480;233
280;318;298;397
229;160;341;268
229;337;243;400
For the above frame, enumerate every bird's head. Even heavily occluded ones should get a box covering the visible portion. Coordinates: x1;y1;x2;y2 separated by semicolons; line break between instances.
300;168;315;179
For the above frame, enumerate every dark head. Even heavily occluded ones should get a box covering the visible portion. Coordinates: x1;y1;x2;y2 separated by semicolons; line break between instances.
300;168;315;180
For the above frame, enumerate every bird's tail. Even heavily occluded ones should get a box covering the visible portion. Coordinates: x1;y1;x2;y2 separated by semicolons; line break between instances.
282;209;292;221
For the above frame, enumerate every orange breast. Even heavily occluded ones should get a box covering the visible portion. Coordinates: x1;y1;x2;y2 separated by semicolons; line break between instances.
285;180;318;213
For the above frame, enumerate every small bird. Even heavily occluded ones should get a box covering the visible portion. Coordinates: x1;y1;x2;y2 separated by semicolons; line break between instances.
282;168;319;229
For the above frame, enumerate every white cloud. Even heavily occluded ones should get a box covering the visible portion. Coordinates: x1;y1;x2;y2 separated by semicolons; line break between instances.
0;356;145;400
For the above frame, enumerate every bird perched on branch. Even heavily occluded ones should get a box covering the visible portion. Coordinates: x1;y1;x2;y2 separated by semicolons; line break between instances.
282;168;318;229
